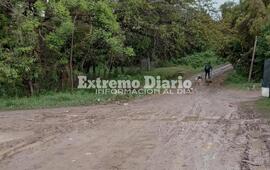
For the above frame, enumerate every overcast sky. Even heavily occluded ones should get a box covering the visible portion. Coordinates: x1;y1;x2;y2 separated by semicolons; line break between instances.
213;0;239;9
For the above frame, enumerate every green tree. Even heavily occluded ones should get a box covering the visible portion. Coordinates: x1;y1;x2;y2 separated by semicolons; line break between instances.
219;0;270;79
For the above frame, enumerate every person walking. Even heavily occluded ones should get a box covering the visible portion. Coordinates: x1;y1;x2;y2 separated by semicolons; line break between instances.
204;62;213;80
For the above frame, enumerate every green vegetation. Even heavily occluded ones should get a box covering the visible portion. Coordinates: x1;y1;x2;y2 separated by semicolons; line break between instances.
0;91;137;111
0;64;198;110
219;0;270;81
224;71;261;90
178;51;225;69
113;64;198;80
255;98;270;118
0;0;224;97
0;0;269;110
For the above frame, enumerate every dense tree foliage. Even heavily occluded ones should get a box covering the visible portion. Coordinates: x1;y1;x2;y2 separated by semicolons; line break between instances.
219;0;270;80
0;0;222;96
1;0;268;96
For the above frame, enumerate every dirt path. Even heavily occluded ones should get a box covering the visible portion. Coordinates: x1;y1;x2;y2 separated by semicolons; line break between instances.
0;66;269;170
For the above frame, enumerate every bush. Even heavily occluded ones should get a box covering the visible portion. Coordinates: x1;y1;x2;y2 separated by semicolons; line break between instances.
224;71;261;90
177;51;224;69
225;71;248;84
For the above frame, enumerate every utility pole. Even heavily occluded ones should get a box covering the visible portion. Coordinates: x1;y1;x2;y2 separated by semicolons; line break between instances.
248;36;258;82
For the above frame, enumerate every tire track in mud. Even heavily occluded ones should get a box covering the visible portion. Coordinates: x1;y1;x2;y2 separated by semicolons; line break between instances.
237;103;270;170
0;64;269;170
0;110;106;161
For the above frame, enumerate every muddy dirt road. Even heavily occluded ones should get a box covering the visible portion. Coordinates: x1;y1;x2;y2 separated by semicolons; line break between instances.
0;66;269;170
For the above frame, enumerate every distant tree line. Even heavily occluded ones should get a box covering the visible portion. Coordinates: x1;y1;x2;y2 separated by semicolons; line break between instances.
1;0;269;96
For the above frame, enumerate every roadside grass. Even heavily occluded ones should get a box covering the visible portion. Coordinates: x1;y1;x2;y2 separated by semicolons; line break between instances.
224;71;261;90
255;98;270;119
0;90;140;111
0;65;199;111
117;65;199;82
144;65;199;79
225;71;270;118
0;50;225;111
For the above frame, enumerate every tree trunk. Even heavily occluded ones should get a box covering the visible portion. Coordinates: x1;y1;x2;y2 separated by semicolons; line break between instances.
108;55;113;76
149;34;157;71
93;64;96;78
147;56;151;71
109;64;113;76
28;80;34;96
121;65;124;74
70;15;77;92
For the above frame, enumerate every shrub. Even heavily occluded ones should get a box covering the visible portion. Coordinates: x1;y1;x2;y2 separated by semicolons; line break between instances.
177;51;224;69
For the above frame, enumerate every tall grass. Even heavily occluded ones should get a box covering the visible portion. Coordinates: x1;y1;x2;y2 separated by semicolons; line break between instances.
0;65;199;111
0;90;138;110
256;98;270;118
224;71;261;90
0;51;224;111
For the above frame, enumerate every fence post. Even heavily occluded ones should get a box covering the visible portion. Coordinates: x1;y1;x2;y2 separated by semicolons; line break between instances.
248;36;258;82
269;84;270;98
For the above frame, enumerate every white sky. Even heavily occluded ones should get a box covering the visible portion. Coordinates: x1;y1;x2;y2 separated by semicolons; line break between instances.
213;0;239;9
